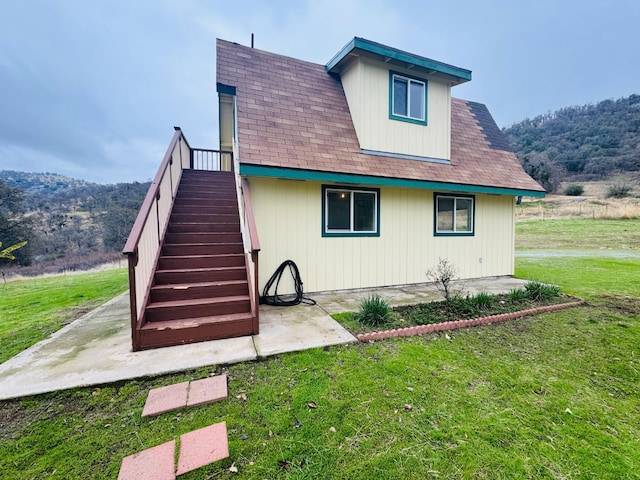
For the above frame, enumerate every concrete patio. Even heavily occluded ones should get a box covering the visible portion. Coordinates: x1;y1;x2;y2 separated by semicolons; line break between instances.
0;276;528;400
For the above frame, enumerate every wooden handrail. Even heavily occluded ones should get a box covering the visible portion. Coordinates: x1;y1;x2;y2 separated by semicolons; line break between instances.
123;127;183;255
241;178;261;253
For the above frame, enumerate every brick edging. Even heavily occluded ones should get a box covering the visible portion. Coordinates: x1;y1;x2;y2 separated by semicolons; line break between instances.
356;301;584;342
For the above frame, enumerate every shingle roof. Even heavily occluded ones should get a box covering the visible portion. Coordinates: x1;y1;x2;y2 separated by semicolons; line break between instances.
216;39;544;194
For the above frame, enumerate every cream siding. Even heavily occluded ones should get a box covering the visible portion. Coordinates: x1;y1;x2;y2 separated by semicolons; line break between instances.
340;57;451;160
219;94;234;152
249;177;515;294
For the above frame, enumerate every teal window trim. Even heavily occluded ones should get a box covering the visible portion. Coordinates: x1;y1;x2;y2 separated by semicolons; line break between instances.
322;185;380;237
434;193;475;237
216;82;236;95
389;70;428;125
239;164;546;198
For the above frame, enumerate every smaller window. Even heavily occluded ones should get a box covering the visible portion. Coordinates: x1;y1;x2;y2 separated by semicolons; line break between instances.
390;72;427;124
434;194;475;236
322;186;380;237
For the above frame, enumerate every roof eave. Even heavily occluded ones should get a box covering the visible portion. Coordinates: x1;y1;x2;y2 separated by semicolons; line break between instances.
239;164;545;197
326;37;472;85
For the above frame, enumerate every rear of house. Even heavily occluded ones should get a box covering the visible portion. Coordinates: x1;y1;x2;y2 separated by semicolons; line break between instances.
217;37;544;294
124;37;544;350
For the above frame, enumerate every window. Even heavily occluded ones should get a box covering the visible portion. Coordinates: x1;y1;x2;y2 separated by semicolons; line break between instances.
434;194;475;236
322;186;380;237
390;72;427;124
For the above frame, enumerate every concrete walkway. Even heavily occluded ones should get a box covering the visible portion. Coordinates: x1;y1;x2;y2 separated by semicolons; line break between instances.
0;276;528;400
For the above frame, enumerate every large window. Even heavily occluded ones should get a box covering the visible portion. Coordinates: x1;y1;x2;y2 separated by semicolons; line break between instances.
435;194;475;236
390;71;427;124
322;186;380;237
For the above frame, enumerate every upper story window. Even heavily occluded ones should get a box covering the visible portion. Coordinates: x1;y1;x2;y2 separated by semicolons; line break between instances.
434;194;475;236
322;185;380;237
390;72;427;125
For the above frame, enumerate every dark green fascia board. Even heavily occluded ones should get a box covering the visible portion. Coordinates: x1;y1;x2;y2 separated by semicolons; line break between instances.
216;82;236;95
239;164;546;197
326;37;472;83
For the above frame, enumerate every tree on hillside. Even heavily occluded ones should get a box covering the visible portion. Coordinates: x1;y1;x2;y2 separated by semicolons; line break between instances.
503;94;640;181
521;153;565;193
0;180;36;266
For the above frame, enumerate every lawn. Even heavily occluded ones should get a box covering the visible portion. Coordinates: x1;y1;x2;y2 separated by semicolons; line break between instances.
515;217;640;250
0;269;128;363
0;222;639;479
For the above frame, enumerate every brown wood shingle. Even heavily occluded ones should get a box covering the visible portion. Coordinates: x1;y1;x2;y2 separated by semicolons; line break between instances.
217;39;544;194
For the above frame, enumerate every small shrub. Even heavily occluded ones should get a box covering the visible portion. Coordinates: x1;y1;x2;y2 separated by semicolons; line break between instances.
356;294;393;326
426;258;460;302
606;182;632;198
524;281;561;301
471;292;493;309
506;288;528;302
564;184;584;196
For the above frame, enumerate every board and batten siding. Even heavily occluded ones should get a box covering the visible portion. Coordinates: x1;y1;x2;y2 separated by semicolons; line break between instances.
340;57;451;160
248;177;515;294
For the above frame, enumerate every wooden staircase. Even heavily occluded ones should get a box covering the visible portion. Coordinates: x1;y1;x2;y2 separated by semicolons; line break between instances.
137;170;255;350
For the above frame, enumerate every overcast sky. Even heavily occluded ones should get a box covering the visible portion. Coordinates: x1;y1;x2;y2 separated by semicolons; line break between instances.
1;0;639;184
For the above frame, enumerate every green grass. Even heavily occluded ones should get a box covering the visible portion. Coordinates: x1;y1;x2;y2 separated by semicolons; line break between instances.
0;269;128;363
516;218;640;250
1;304;637;479
1;224;639;478
516;256;640;299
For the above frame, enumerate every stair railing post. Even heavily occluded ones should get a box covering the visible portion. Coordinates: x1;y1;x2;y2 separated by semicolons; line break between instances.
253;250;259;332
155;190;161;245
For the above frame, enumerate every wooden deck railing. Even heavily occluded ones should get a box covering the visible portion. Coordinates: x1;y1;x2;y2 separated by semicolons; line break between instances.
123;127;259;349
241;178;261;333
191;148;233;171
123;127;191;349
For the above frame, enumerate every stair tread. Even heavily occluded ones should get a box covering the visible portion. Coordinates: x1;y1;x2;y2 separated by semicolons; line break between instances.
163;242;242;246
151;279;247;291
140;312;253;331
160;253;244;259
155;265;245;274
146;295;250;310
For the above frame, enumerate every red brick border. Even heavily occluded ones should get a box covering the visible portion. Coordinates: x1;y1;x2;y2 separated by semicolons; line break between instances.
356;301;584;342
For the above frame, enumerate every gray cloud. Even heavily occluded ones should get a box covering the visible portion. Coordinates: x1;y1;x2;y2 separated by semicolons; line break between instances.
1;0;639;183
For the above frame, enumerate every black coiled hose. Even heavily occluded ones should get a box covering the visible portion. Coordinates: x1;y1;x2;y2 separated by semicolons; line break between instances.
260;260;316;306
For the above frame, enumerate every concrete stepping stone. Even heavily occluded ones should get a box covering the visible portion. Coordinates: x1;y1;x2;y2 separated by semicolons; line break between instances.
186;375;227;407
142;381;189;417
142;374;227;417
176;422;229;476
118;440;176;480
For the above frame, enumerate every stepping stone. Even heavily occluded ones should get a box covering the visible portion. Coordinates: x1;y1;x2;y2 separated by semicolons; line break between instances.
186;374;227;407
176;422;229;476
142;381;189;417
118;440;176;480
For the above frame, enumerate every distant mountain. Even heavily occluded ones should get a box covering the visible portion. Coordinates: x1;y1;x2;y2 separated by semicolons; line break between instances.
0;170;96;195
0;170;149;272
503;94;640;181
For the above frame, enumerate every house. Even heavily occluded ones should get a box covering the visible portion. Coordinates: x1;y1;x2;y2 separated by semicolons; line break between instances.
217;37;544;294
123;37;544;350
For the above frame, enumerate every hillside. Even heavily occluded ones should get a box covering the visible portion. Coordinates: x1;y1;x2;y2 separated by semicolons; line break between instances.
0;170;149;274
503;94;640;186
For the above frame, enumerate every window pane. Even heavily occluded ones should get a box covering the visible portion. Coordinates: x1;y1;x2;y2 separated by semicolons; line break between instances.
327;191;351;230
409;81;424;120
456;199;473;232
437;197;454;231
354;192;376;231
393;77;407;116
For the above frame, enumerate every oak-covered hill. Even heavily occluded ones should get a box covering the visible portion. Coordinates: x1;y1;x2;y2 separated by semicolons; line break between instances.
0;170;149;273
503;94;640;191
